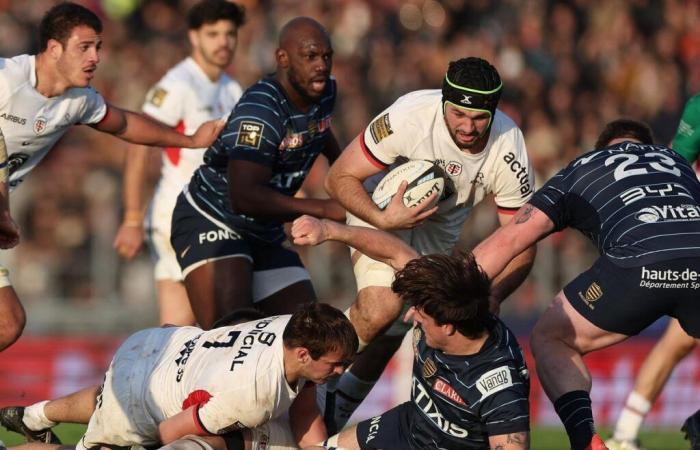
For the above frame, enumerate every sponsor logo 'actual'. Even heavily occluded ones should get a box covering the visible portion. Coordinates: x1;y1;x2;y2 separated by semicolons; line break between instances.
476;366;513;398
503;152;532;197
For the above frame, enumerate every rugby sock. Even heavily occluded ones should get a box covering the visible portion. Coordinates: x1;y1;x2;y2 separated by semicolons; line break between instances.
612;391;651;442
331;371;375;431
23;401;57;431
553;390;595;450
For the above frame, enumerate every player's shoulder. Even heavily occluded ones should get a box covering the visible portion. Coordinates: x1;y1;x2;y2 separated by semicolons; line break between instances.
391;89;441;114
0;54;32;83
220;73;244;96
155;58;199;91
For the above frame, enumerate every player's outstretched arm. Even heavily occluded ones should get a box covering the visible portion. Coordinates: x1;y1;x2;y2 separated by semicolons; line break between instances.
158;406;208;444
473;204;553;280
93;104;224;149
325;136;436;230
489;431;530;450
113;144;149;260
292;215;418;271
290;384;327;448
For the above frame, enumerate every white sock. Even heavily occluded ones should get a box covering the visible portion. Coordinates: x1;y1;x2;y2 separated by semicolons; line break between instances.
613;391;651;442
22;401;57;431
332;372;375;429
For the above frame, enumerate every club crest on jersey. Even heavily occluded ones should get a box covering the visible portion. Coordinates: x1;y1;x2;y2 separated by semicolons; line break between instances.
445;161;463;176
148;87;168;107
33;117;47;135
237;121;264;149
476;366;513;398
432;377;466;406
369;113;393;144
423;356;438;379
578;281;603;310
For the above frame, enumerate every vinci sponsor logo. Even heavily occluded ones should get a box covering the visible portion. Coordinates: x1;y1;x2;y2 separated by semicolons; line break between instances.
365;415;382;443
412;377;469;438
503;152;532;198
635;204;700;223
476;366;513;398
432;377;466;406
640;267;700;289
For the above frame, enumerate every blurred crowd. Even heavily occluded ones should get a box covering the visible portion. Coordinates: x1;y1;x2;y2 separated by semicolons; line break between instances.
0;0;698;332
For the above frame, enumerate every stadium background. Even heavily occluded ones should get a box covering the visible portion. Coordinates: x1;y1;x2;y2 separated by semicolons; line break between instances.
0;0;699;448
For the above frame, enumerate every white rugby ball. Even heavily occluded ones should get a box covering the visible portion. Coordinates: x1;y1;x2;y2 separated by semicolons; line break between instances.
371;160;445;210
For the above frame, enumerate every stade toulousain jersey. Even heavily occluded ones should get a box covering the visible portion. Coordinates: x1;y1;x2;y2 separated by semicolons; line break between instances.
360;90;533;254
142;57;242;199
529;142;700;268
0;54;106;191
145;315;303;434
189;76;336;242
408;317;529;449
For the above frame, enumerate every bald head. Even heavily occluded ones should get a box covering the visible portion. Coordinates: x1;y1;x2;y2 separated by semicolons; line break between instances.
275;17;333;109
278;17;329;51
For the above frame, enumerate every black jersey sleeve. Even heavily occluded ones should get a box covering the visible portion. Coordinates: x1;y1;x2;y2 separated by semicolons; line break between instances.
476;365;530;436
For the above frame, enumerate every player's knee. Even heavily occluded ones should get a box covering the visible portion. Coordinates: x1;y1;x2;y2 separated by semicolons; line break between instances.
0;303;25;351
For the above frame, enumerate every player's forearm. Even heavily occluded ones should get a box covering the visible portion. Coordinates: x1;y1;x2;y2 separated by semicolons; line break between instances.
489;245;536;305
325;173;384;227
118;110;195;148
323;220;417;270
231;187;340;222
120;144;149;224
489;431;530;450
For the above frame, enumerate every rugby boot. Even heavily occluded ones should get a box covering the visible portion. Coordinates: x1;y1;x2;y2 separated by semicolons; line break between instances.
682;408;700;450
583;434;609;450
0;406;61;444
604;437;644;450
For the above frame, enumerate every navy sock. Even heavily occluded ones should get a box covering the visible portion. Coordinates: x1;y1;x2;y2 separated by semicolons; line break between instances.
553;390;595;450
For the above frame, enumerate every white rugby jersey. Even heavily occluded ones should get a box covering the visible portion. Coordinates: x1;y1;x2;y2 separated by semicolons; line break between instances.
359;89;534;254
142;57;242;200
0;54;107;190
145;315;302;435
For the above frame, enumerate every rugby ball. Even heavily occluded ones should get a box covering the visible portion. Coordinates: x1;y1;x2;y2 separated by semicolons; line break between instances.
371;160;445;210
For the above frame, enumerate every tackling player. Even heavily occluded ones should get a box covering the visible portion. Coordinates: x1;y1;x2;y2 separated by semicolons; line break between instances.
606;93;700;450
0;2;224;351
169;17;345;329
291;218;530;450
112;0;245;326
320;57;536;432
2;303;357;450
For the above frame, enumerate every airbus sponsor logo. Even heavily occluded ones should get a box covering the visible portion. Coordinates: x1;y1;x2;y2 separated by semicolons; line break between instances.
635;204;700;223
412;377;469;438
0;113;26;125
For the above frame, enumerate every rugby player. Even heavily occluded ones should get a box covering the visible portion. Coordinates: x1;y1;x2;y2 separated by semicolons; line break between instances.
320;57;536;432
2;303;357;450
0;2;224;351
292;220;530;449
606;94;700;450
113;0;245;326
169;17;345;329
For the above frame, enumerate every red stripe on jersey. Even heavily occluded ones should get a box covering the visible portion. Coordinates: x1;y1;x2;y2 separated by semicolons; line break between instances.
359;133;388;169
165;120;185;165
497;206;519;215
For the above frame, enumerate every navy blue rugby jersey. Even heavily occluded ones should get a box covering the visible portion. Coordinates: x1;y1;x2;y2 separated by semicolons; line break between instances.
188;76;336;242
529;142;700;267
408;316;530;449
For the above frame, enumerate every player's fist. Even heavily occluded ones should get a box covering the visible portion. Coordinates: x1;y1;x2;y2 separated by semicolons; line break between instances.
292;215;329;246
0;213;19;249
113;222;144;260
379;181;438;230
189;119;225;148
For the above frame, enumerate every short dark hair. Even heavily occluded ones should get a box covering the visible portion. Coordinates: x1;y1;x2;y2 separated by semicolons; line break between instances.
212;308;265;328
283;303;357;360
594;119;655;150
392;252;492;339
38;2;102;52
188;0;246;30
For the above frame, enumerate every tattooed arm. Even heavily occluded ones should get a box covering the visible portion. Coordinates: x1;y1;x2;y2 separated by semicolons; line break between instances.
472;203;554;281
489;432;530;450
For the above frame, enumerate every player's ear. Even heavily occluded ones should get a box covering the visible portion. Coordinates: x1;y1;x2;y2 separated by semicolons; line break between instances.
296;347;310;364
47;39;63;59
443;323;456;336
276;48;289;68
188;29;199;48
